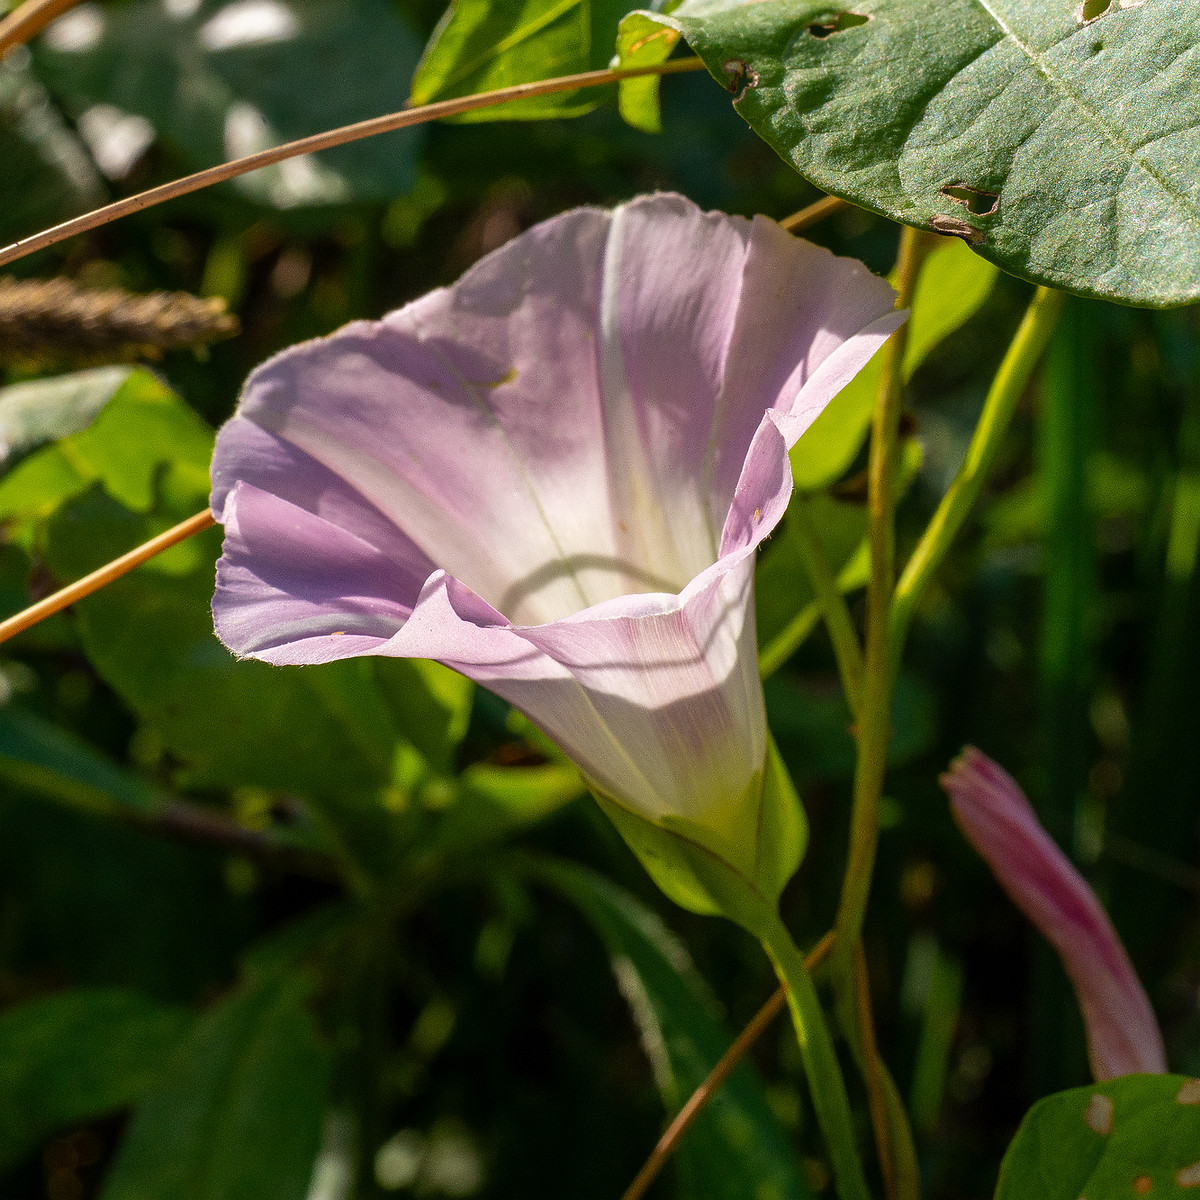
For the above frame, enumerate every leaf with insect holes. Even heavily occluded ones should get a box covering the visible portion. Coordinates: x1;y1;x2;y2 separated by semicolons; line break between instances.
995;1075;1200;1200
617;0;1200;306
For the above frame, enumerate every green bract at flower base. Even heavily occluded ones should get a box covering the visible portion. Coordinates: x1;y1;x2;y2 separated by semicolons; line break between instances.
593;735;805;930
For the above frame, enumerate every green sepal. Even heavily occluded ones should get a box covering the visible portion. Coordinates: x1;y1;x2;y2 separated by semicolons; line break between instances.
589;734;805;934
754;735;808;903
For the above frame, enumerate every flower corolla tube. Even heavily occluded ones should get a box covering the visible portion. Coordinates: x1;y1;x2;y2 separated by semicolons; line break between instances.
210;193;902;904
941;746;1167;1080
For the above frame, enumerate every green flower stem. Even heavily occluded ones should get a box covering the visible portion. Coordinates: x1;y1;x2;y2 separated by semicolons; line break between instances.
826;226;928;1198
887;285;1066;671
759;916;873;1200
792;497;865;718
853;944;920;1200
832;225;928;969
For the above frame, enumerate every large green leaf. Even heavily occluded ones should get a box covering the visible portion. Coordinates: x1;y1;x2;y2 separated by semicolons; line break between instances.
100;963;332;1200
0;370;438;878
995;1075;1200;1199
33;0;422;206
534;858;814;1199
0;988;193;1173
623;0;1200;306
0;367;211;527
411;0;637;121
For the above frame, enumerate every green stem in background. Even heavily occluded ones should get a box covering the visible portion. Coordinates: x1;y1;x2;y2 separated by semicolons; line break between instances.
759;602;823;680
888;286;1066;670
832;225;928;966
759;916;872;1200
792;497;865;717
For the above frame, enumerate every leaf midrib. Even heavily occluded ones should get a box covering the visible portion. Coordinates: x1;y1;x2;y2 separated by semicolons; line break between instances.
968;0;1200;224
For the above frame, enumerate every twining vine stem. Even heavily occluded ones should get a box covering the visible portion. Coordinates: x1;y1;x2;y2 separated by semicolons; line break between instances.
833;225;928;962
830;225;929;1199
0;58;706;270
854;943;896;1198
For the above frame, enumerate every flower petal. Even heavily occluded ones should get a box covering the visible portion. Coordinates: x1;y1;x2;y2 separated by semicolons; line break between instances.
212;412;436;582
709;215;904;517
599;193;752;585
215;481;416;663
941;747;1168;1080
388;206;643;622
514;553;765;868
224;307;615;628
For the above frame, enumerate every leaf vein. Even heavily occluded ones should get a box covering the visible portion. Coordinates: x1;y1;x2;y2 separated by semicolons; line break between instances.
967;0;1200;223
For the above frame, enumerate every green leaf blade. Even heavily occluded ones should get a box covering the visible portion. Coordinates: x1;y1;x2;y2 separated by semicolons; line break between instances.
100;966;332;1200
996;1075;1200;1200
534;858;815;1200
0;988;193;1174
649;0;1200;305
411;0;639;121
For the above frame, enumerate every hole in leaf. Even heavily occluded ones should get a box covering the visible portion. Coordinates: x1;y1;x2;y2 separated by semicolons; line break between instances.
720;58;759;101
807;11;870;37
1077;0;1112;22
940;184;1000;217
929;215;985;246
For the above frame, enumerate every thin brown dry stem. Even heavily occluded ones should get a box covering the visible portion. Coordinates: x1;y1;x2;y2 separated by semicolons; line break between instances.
0;508;215;645
780;194;849;233
0;58;706;270
855;942;897;1200
619;931;835;1200
0;0;79;55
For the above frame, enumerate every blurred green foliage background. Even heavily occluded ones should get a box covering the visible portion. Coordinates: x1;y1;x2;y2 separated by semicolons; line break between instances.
0;1;1198;1197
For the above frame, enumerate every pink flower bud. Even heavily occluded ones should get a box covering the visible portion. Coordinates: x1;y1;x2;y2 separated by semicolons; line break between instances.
941;746;1167;1080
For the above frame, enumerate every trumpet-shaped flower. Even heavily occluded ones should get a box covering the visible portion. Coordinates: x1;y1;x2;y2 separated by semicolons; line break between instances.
210;193;902;899
941;746;1167;1080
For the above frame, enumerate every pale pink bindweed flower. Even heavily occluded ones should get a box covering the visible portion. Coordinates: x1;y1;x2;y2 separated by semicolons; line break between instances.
209;192;902;886
941;746;1167;1080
